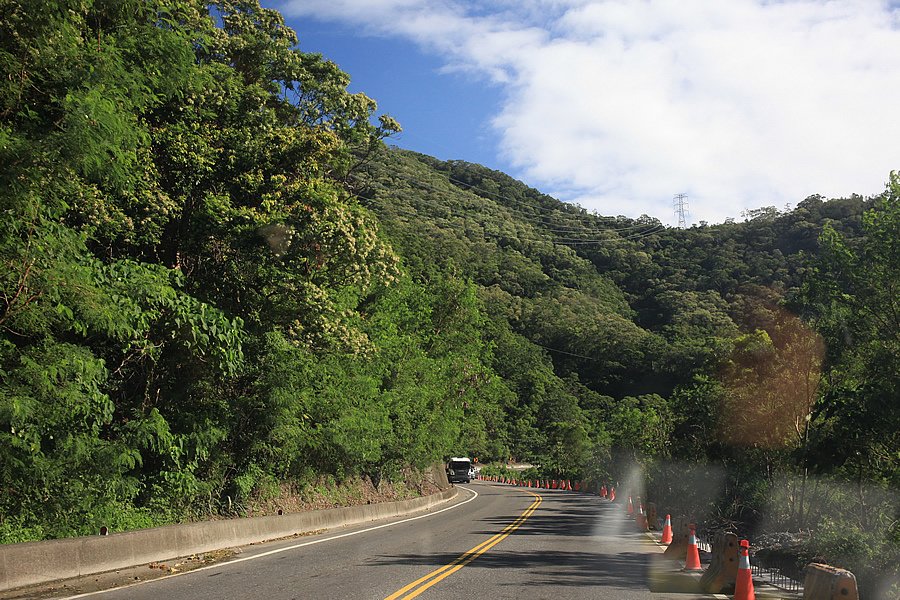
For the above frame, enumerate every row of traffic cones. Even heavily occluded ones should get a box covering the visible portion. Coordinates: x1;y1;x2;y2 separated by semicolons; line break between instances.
489;475;756;599
480;475;589;491
482;475;622;498
620;490;755;600
624;495;651;532
656;517;755;599
598;484;616;501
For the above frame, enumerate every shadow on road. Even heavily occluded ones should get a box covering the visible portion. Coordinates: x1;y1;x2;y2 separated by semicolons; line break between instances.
371;549;652;589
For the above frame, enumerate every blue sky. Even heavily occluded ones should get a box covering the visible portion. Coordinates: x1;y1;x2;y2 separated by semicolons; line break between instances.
288;21;506;171
271;1;900;225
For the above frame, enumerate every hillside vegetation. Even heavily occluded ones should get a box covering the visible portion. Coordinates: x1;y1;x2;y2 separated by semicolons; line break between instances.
1;1;897;593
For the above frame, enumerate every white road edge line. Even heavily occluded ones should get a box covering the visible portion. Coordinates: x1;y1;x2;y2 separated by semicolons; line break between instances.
61;486;480;599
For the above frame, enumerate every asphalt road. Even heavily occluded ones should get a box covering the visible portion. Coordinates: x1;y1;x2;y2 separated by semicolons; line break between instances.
63;481;717;600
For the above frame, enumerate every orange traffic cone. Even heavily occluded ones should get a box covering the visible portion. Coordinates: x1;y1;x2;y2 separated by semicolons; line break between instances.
684;524;702;571
626;496;634;515
735;540;755;600
638;503;649;531
660;514;673;545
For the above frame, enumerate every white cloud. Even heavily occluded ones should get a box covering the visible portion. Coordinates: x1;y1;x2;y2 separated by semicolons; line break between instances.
280;0;900;224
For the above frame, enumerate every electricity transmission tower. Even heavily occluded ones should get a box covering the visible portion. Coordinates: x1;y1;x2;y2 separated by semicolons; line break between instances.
673;193;689;228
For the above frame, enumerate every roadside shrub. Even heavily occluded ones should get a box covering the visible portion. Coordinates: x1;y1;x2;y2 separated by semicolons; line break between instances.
805;517;900;598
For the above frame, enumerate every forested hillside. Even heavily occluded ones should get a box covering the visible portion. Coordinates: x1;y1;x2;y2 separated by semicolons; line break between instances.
1;1;897;593
357;148;898;592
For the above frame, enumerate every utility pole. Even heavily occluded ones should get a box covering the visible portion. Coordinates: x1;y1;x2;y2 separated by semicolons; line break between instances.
673;193;689;228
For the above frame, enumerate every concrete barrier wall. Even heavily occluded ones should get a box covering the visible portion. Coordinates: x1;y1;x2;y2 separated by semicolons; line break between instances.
803;562;859;600
0;487;457;592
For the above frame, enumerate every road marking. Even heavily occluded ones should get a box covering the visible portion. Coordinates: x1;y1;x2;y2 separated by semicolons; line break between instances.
62;487;480;599
384;491;542;600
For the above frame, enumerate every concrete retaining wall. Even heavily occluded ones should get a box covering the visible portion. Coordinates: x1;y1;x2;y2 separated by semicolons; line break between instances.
0;486;457;592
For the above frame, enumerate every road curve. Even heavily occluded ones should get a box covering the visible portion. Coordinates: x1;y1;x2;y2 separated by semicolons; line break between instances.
62;482;716;600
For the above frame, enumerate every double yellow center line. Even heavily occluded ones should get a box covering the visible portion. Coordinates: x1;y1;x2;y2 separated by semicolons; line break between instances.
384;492;542;599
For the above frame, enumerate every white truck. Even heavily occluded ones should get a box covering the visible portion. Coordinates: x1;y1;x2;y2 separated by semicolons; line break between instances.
446;457;473;484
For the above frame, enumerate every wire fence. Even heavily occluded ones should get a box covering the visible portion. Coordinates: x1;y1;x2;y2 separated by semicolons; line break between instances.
696;530;804;594
750;560;804;592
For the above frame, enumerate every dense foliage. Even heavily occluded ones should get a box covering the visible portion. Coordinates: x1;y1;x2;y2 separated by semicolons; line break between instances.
1;1;896;592
0;0;494;539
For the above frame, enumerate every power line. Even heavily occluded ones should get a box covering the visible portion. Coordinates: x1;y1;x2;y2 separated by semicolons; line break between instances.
352;163;667;245
366;190;663;242
386;131;663;226
444;174;657;233
445;174;633;223
356;183;664;245
531;341;599;361
359;149;664;233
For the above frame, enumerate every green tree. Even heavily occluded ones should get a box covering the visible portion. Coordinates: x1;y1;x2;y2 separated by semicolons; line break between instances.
803;174;900;489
